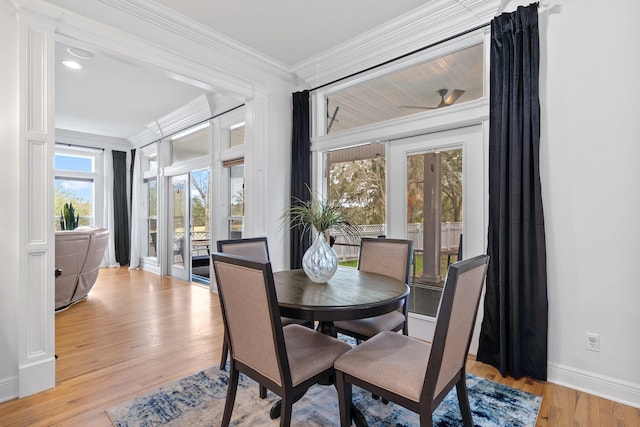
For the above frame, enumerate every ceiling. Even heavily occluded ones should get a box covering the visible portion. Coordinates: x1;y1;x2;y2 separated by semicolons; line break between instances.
151;0;430;67
55;1;431;141
55;1;499;143
55;40;205;139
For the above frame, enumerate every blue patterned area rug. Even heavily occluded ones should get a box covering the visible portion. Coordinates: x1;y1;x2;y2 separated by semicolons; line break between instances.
107;366;542;426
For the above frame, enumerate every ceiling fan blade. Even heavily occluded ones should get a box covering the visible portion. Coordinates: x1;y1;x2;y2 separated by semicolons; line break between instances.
444;89;465;106
399;105;437;110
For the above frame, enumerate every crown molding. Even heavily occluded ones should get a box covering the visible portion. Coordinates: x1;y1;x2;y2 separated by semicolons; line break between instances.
55;128;132;151
154;93;213;137
48;5;258;100
293;0;500;89
4;0;17;14
12;0;63;20
127;127;161;149
99;0;295;84
128;93;214;147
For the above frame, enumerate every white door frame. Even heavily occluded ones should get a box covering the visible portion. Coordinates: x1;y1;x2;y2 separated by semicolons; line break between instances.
388;125;487;351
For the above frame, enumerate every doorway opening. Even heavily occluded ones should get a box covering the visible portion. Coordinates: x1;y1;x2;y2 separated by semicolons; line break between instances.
168;168;212;285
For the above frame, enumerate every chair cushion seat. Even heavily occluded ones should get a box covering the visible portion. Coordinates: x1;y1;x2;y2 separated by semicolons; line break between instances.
333;310;405;338
334;331;431;402
284;324;352;387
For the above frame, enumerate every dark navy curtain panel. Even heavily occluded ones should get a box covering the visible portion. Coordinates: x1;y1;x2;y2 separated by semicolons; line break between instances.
113;150;130;265
477;2;549;381
289;90;312;269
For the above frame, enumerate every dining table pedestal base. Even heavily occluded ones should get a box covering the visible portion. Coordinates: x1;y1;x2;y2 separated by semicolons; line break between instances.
268;388;368;427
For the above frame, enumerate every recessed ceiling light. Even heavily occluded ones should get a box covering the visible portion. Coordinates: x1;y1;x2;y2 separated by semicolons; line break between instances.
67;47;94;59
62;60;83;70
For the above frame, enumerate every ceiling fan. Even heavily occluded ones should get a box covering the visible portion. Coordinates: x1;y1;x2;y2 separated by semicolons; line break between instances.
399;88;466;110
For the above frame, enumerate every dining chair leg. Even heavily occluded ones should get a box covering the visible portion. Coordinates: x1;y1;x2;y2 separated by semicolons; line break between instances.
259;384;267;399
336;372;353;427
419;412;434;427
455;376;474;426
221;366;239;427
219;333;229;370
279;396;293;427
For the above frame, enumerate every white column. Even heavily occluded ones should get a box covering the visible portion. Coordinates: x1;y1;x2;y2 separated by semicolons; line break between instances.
242;88;270;237
421;153;442;283
17;8;56;396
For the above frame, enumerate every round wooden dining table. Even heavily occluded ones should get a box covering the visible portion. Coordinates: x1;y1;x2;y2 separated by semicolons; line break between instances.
270;267;409;426
273;267;409;335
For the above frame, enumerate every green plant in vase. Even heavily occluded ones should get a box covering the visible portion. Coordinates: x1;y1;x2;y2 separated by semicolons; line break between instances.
59;202;80;230
282;188;360;282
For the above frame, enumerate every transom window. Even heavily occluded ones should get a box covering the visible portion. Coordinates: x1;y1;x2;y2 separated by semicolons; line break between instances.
325;43;483;134
170;122;211;164
229;122;245;148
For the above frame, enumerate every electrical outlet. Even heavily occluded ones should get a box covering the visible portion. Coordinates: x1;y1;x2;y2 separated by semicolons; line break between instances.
585;332;600;352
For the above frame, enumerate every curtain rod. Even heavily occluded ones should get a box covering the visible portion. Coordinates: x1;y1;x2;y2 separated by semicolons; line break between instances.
138;103;245;150
309;21;491;92
55;143;105;151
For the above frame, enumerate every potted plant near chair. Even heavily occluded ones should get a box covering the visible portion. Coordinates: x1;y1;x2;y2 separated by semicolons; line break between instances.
282;188;360;283
59;202;80;230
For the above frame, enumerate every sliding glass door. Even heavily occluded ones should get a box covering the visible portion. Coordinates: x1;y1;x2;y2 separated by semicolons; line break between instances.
167;168;211;283
169;174;190;281
190;168;211;282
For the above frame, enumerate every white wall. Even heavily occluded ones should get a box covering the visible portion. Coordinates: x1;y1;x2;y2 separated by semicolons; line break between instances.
0;0;20;401
532;0;640;406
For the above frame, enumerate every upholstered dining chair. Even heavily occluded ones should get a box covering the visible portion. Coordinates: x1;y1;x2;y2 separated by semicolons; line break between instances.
212;253;352;427
333;254;490;427
333;237;413;342
216;237;312;371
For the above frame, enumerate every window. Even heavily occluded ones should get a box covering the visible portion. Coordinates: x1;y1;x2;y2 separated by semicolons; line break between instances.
146;178;157;258
327;144;386;262
140;143;159;259
54;147;102;230
406;148;463;316
315;35;486;321
141;145;158;173
229;122;245;147
325;43;483;134
170;122;211;163
191;168;211;257
228;163;244;239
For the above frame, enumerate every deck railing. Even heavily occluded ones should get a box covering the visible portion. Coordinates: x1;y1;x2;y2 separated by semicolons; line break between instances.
172;222;463;261
330;222;462;261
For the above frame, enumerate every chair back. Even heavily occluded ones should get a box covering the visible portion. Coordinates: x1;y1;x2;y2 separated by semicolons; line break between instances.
211;253;287;388
76;228;109;299
217;237;270;262
423;254;489;400
358;237;413;284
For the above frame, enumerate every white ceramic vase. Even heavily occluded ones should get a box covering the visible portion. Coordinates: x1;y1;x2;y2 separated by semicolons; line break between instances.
302;232;338;283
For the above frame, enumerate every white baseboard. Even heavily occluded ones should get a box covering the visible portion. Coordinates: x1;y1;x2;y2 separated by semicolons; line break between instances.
0;375;18;403
19;357;55;398
548;362;640;409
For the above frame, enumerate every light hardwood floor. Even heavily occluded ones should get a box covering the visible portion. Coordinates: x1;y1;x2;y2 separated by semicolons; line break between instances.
0;267;638;426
